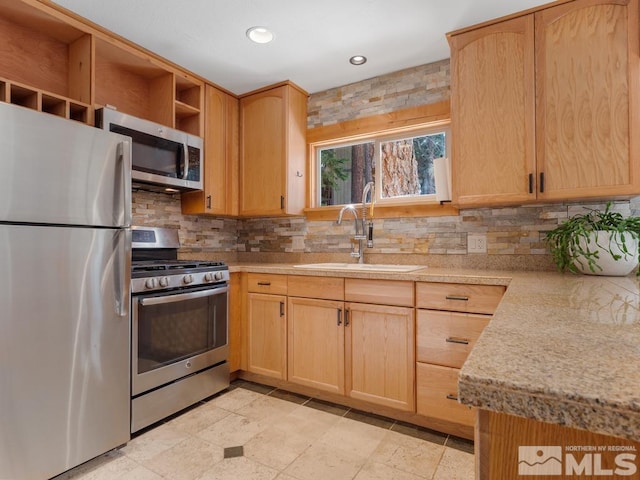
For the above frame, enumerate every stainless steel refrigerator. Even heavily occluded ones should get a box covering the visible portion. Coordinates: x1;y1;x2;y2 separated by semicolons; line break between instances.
0;103;132;480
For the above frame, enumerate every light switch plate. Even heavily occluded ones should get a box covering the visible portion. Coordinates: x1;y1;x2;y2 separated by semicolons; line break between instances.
467;233;487;254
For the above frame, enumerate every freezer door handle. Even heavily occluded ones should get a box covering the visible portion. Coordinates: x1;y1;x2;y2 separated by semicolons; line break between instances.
115;229;131;318
119;140;132;227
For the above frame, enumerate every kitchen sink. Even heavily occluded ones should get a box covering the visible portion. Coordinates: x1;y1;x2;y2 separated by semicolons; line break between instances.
293;263;426;273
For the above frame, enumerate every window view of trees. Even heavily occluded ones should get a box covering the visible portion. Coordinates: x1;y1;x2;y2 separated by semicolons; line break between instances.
319;142;374;206
318;130;446;206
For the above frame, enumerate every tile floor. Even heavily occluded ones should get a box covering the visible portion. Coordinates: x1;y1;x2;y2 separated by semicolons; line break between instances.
54;380;475;480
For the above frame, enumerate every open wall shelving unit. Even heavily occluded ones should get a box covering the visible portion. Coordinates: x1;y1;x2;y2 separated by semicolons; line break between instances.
0;0;203;135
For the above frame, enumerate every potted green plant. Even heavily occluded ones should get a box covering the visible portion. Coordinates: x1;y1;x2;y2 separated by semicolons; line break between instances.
545;203;640;276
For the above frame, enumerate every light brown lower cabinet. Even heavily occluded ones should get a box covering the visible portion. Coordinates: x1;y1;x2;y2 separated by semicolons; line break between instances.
241;275;504;435
346;302;415;412
228;272;242;372
285;277;415;412
247;292;287;379
287;297;345;394
415;281;504;433
416;362;474;427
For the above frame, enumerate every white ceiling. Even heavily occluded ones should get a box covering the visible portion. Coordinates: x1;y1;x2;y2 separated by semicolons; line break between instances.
52;0;550;96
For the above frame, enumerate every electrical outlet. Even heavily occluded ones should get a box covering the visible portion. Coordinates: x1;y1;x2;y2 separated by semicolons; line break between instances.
467;233;487;254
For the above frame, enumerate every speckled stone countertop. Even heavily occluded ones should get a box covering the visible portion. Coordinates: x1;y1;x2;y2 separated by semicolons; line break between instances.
227;263;640;441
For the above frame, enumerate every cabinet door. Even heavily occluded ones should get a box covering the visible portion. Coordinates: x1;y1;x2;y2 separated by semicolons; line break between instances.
345;303;415;411
287;297;345;394
239;83;307;216
182;85;238;215
247;293;287;379
240;86;286;216
536;0;640;199
450;15;536;206
203;85;227;213
228;272;243;372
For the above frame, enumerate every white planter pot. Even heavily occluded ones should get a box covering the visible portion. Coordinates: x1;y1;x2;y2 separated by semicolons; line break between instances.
574;231;639;276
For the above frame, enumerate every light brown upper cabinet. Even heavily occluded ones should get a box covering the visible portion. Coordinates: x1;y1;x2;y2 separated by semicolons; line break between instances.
239;82;307;216
535;0;639;200
450;15;535;206
449;0;640;207
182;84;239;215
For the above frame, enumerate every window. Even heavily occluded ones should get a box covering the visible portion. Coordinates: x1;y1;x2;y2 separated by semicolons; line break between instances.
316;124;450;207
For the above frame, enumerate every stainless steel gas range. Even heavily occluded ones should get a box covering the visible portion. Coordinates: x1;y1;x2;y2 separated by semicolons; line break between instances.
130;226;229;433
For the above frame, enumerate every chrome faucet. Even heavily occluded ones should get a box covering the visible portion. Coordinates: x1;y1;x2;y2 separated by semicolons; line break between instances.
336;205;364;261
336;182;375;263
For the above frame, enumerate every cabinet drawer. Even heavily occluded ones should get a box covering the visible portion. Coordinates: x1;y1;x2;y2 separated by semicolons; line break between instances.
416;282;505;314
247;273;288;294
345;278;413;307
288;275;344;300
416;310;489;368
416;362;474;427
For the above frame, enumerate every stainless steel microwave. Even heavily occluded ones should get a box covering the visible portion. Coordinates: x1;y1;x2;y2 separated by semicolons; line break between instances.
96;107;203;192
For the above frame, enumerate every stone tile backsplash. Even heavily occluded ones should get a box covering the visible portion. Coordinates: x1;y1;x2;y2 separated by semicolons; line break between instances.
132;190;237;253
307;60;450;128
132;189;639;272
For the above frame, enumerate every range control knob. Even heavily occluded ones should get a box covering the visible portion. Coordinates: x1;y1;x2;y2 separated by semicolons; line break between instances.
145;278;157;289
214;271;224;281
204;272;214;282
183;274;194;285
159;277;169;288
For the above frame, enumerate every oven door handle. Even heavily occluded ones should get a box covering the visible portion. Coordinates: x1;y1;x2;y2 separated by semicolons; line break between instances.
139;286;228;306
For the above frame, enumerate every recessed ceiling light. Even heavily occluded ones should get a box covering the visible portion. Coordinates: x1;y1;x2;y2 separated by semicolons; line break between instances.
246;26;275;44
349;55;367;65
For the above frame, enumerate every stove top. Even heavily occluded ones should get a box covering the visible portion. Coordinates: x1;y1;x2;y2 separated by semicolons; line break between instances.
132;260;227;276
130;226;230;293
131;260;229;293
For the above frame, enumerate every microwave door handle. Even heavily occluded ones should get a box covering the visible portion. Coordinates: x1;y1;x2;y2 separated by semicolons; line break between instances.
139;286;228;306
181;143;189;180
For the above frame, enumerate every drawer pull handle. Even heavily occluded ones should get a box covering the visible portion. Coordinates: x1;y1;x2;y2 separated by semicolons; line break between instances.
337;309;342;326
446;394;459;401
446;337;470;345
279;301;285;317
445;295;469;301
257;281;271;286
345;309;350;327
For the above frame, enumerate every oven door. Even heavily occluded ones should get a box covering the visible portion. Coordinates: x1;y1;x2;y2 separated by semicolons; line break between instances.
132;284;228;396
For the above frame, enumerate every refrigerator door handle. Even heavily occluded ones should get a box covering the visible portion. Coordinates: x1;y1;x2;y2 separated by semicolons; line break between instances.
119;140;132;227
115;229;132;318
